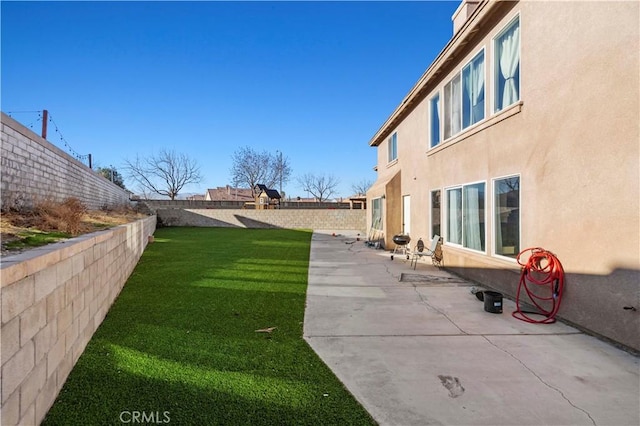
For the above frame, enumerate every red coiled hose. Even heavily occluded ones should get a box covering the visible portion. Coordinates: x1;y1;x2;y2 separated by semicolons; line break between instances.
513;247;565;324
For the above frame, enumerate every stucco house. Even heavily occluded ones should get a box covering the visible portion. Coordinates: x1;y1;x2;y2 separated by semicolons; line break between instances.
205;185;254;202
366;0;639;351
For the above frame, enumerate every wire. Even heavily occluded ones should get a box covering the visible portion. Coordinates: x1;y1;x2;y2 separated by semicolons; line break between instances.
6;109;91;166
512;247;565;324
6;111;42;129
47;113;90;162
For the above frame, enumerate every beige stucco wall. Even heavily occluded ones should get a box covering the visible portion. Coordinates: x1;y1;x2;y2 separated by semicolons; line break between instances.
367;1;639;350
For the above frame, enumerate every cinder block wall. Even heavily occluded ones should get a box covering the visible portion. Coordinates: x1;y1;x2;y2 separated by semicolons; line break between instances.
0;216;156;426
1;112;131;210
157;209;367;232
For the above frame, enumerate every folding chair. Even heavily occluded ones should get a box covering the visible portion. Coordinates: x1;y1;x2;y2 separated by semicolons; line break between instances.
410;235;443;269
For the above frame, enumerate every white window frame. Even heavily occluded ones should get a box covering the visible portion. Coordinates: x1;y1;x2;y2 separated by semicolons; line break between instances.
430;189;442;239
492;174;521;261
493;14;521;114
429;93;441;148
462;48;486;130
387;132;398;163
444;180;487;253
443;72;462;140
371;197;384;230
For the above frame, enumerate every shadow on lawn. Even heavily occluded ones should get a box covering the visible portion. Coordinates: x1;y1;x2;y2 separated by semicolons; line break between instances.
44;340;350;425
43;228;375;425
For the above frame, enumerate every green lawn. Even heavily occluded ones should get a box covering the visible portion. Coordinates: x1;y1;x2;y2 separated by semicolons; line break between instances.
4;230;70;250
43;227;375;425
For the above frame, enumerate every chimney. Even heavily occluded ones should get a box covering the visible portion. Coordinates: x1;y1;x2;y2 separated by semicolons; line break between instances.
226;185;231;195
452;0;480;34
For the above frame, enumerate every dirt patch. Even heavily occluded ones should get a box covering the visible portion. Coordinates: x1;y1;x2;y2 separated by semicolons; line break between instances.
1;200;148;257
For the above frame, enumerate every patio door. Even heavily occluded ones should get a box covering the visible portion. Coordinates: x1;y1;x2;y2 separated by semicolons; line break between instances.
402;195;411;235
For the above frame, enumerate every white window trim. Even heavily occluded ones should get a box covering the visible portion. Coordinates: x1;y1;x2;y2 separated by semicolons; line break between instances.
430;188;442;239
429;92;441;149
427;100;523;156
492;12;521;114
387;132;398;163
444;180;488;254
441;46;487;144
462;47;487;130
371;196;384;230
443;71;461;141
491;173;521;262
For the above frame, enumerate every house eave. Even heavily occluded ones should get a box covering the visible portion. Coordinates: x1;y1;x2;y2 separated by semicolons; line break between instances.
368;0;509;148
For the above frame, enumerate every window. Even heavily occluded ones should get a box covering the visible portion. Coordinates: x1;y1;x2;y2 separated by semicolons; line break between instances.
387;132;397;162
494;176;520;258
462;50;485;128
495;16;520;112
430;94;440;147
372;197;383;230
446;182;486;251
444;72;462;139
431;190;441;237
447;188;462;245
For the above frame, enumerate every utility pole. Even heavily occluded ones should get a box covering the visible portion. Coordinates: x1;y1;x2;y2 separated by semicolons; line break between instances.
41;109;48;139
277;150;283;195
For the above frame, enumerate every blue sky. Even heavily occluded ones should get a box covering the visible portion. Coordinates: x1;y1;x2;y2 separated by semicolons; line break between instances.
1;1;459;199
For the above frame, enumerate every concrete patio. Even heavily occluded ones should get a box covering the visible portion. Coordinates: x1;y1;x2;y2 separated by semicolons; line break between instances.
303;231;640;426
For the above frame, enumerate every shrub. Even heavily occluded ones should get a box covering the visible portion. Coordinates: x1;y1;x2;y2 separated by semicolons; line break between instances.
36;197;87;235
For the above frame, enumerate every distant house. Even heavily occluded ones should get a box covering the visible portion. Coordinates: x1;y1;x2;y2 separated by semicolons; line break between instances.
254;184;281;209
186;194;205;201
205;185;253;202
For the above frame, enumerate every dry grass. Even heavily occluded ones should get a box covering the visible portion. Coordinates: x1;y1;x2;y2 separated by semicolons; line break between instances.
1;198;147;255
35;198;87;235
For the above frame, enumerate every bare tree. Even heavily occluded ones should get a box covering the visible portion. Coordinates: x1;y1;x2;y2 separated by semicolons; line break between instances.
230;147;292;196
124;149;202;200
351;178;373;196
297;173;340;202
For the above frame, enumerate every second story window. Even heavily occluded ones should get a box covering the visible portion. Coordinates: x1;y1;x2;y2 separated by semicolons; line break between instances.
495;16;520;112
444;72;462;139
463;49;485;128
387;132;398;162
430;94;440;148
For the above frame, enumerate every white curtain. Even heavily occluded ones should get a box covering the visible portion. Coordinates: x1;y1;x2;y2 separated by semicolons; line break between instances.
463;187;482;250
472;55;485;121
452;76;462;135
464;56;485;126
498;22;520;107
444;81;453;138
448;190;461;244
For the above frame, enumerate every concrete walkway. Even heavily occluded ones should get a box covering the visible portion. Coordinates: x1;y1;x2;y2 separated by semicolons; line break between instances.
303;231;639;426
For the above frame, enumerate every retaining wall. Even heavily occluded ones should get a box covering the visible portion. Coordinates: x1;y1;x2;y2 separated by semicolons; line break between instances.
157;209;367;232
0;216;156;426
1;112;131;210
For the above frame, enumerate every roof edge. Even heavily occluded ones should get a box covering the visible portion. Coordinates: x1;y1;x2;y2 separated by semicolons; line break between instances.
367;0;503;147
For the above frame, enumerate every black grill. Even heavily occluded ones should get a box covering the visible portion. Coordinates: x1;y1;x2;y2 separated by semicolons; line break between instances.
392;235;411;246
